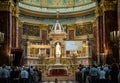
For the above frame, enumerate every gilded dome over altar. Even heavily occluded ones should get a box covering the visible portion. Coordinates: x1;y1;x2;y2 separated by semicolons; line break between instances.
19;0;96;13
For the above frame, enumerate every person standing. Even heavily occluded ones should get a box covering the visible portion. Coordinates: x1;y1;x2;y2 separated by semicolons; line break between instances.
98;67;106;83
109;63;119;83
20;67;29;83
89;65;98;83
0;65;10;83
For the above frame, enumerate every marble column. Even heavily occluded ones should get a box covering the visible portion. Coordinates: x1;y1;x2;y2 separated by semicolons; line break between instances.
118;0;120;63
92;21;97;61
68;25;74;40
119;0;120;30
101;0;118;64
18;21;24;48
95;6;103;63
41;25;48;44
0;1;15;65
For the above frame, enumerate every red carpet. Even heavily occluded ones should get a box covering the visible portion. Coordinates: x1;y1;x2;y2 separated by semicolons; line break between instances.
47;74;68;77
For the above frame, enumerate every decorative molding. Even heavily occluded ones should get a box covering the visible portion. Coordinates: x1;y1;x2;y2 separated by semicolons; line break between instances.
0;1;20;17
40;25;48;30
101;1;117;12
12;7;20;17
18;21;24;28
19;6;95;18
0;1;14;13
67;24;75;30
91;20;96;27
95;6;103;17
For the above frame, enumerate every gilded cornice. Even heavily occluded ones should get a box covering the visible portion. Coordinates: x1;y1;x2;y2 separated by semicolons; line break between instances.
23;22;40;27
0;1;20;17
0;1;14;13
40;25;48;30
91;20;96;27
19;7;95;18
22;22;48;30
100;1;117;12
95;6;103;17
12;7;20;17
18;21;24;28
67;24;75;30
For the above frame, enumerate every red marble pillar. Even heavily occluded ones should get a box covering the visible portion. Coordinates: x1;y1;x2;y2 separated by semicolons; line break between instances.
0;11;13;65
69;30;74;40
101;1;118;64
119;0;120;30
18;22;23;48
0;1;22;66
92;22;97;62
42;30;47;44
118;0;120;63
68;25;74;40
95;6;103;63
12;16;17;48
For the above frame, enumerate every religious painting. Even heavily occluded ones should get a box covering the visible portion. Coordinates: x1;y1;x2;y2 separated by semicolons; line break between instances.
65;41;86;56
75;24;93;36
22;24;40;36
75;25;82;36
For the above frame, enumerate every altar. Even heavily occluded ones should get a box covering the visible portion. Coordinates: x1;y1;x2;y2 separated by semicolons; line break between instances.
23;12;92;81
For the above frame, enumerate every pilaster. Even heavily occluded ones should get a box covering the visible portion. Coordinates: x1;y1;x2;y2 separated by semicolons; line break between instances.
41;25;48;44
67;24;75;40
0;1;21;66
101;0;118;64
95;5;104;63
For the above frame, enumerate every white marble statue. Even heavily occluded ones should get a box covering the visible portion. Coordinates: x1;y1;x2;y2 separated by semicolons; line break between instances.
56;42;61;58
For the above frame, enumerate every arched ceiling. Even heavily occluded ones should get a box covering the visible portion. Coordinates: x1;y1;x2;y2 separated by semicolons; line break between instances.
21;0;93;8
19;0;96;18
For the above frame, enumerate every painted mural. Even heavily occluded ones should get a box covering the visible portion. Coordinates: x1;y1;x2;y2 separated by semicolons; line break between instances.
22;0;92;7
22;24;40;36
75;24;93;36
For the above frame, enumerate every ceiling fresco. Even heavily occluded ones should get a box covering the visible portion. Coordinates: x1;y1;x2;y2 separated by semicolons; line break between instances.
19;0;95;13
22;0;92;8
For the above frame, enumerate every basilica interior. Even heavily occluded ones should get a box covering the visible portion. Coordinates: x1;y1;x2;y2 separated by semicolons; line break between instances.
0;0;120;81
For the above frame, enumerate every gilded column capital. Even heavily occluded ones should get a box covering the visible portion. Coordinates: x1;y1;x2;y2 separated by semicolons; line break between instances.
12;7;20;17
18;21;24;28
100;1;117;12
91;20;96;27
95;6;103;17
40;24;48;30
0;1;14;13
67;24;75;30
